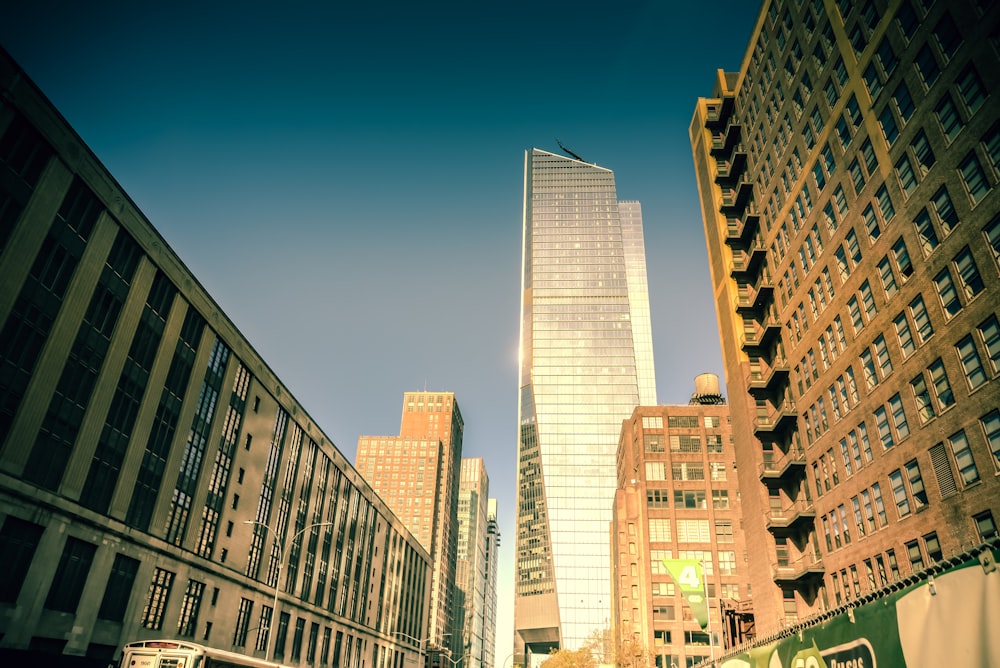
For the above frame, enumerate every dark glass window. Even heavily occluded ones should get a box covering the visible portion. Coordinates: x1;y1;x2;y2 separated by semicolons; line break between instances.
44;536;97;613
98;553;140;621
0;516;44;602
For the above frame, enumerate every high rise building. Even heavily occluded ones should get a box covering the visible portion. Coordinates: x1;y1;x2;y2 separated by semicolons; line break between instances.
357;392;464;659
0;48;430;667
456;459;490;668
483;499;500;668
691;0;1000;633
611;375;746;668
514;148;657;658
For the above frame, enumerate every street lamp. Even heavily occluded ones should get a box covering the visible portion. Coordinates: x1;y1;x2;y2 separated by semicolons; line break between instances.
245;519;336;659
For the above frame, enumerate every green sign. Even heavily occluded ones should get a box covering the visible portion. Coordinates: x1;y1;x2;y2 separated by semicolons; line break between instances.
662;558;709;629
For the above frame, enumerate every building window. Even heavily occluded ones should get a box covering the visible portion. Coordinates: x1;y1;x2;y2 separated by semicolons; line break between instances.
981;410;1000;473
291;617;305;662
647;490;670;509
233;598;253;647
892;238;914;279
936;94;963;142
956;335;987;389
948;430;980;486
906;459;928;509
958;153;990;203
986;216;1000;270
256;607;273;653
910;374;935;423
43;536;97;614
913;209;940;255
274;612;291;660
895;313;915;357
715;521;734;544
979;315;1000;373
675;490;706;508
953;247;985;299
718;551;737;575
910;296;934;343
141;567;176;630
0;517;45;604
645;462;667;481
924;532;943;562
974;511;998;542
177;580;205;638
872;483;888;527
649;519;672;542
934;269;962;318
906;540;924;573
928;359;955;410
98;553;140;622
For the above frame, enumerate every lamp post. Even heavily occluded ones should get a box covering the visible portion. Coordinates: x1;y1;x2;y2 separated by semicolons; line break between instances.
394;632;447;650
245;519;335;659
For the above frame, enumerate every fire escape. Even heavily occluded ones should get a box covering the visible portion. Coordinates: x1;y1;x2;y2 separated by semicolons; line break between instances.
710;96;824;610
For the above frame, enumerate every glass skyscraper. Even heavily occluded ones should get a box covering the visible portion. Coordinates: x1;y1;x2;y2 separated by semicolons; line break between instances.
514;148;656;658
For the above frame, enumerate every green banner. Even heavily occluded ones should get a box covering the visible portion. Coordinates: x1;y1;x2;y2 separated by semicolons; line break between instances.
715;544;1000;668
662;558;709;629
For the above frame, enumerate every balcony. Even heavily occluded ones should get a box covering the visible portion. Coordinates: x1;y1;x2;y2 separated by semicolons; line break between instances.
735;273;775;316
746;358;790;397
758;447;806;485
715;151;747;184
753;401;798;438
724;213;757;248
772;552;825;586
739;316;781;352
729;243;767;281
720;180;753;215
710;122;741;158
705;96;735;129
765;500;816;537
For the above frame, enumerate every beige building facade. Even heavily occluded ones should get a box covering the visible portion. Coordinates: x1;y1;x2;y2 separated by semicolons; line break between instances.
691;0;1000;634
0;48;430;667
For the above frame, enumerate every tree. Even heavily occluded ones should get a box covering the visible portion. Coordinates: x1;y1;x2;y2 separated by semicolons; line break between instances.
539;648;596;668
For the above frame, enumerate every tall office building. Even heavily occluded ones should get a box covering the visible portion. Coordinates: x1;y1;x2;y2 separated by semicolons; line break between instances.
456;459;490;668
357;392;464;659
611;375;745;668
514;148;657;658
0;48;430;668
483;499;500;668
692;0;1000;632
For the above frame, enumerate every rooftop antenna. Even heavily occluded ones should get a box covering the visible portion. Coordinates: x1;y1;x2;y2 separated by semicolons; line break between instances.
556;139;585;163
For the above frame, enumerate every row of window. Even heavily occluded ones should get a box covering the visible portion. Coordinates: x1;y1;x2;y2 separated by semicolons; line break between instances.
812;410;1000;536
644;461;729;483
647;489;731;511
802;307;998;457
829;507;997;607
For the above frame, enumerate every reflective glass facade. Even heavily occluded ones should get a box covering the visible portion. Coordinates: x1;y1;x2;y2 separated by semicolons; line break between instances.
514;149;657;654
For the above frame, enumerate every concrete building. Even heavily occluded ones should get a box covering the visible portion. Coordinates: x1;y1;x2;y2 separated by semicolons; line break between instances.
515;148;657;659
0;48;430;668
456;459;490;668
611;376;747;668
357;391;464;661
691;0;1000;634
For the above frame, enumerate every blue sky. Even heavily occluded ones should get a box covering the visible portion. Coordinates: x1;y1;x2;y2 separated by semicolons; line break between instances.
2;1;760;661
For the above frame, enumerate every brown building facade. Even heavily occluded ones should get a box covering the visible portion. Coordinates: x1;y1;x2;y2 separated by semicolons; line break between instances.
357;392;464;662
691;0;1000;634
611;378;747;668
